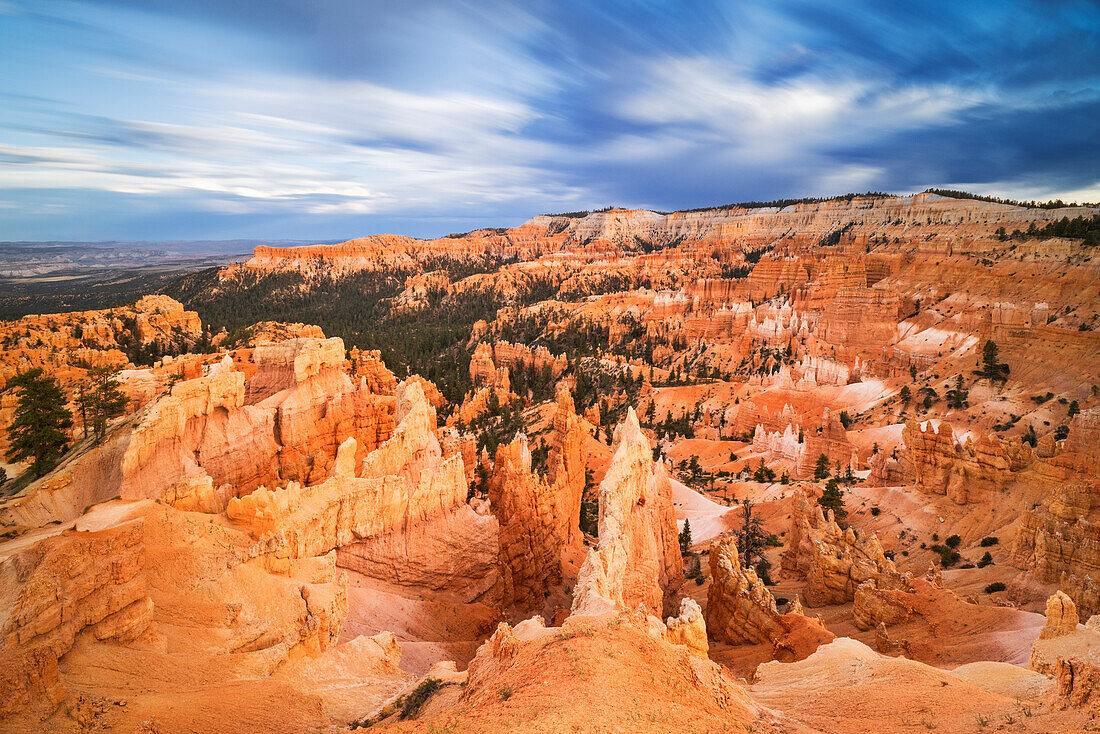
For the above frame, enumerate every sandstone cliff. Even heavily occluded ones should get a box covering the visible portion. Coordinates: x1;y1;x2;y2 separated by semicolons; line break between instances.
902;418;1010;504
570;408;683;617
782;492;895;606
0;503;153;717
1012;409;1100;615
0;337;396;528
706;533;835;661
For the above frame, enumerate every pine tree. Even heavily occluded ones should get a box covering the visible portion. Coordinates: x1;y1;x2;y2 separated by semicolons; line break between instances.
1068;400;1080;419
813;453;831;480
978;340;1010;381
678;518;692;554
753;458;775;483
946;374;969;409
81;367;129;444
5;369;73;477
737;499;768;568
818;478;847;522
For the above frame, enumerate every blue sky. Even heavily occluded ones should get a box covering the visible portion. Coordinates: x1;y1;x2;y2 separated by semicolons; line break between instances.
1;0;1098;241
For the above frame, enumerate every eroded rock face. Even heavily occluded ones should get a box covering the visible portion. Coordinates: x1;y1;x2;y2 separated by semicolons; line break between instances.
783;492;895;607
489;434;563;609
224;380;502;608
0;506;153;716
706;534;784;645
706;534;835;662
664;597;709;658
255;338;395;485
349;347;398;394
852;573;934;631
1055;657;1100;708
571;409;683;617
488;386;588;611
1012;410;1100;614
0;295;204;455
1040;591;1080;639
902;418;1010;504
123;355;277;500
1;337;398;528
547;386;587;552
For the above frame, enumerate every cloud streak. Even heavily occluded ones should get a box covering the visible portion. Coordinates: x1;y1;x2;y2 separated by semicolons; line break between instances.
0;0;1097;239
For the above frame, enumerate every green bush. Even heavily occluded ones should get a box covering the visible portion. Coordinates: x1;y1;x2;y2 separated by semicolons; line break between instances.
938;546;961;567
978;551;994;568
401;678;442;719
984;582;1007;594
945;534;961;549
979;536;999;547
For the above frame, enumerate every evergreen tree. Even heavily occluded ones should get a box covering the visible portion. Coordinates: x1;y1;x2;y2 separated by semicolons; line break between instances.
737;499;768;568
5;369;73;477
945;374;969;409
80;367;129;444
1068;400;1080;419
753;458;775;483
978;340;1010;381
1022;424;1038;447
818;478;847;522
678;518;692;554
813;453;831;480
899;385;912;404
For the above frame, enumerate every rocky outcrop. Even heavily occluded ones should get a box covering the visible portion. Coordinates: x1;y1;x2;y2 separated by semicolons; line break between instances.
228;381;468;561
706;534;835;661
707;534;785;645
571;409;683;617
902;418;1010;504
469;342;498;388
751;410;857;479
1012;410;1100;614
1040;591;1080;639
664;597;709;658
222;380;501;607
488;434;560;608
485;385;587;611
1012;407;1100;598
253;337;394;485
0;295;204;454
1054;657;1100;708
547;387;587;551
122;355;277;500
866;446;912;487
852;572;938;631
0;506;153;715
783;492;895;606
1;339;399;529
349;347;398;394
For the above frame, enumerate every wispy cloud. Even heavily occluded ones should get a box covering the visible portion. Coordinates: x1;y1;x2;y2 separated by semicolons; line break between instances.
616;57;990;162
0;0;1097;239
